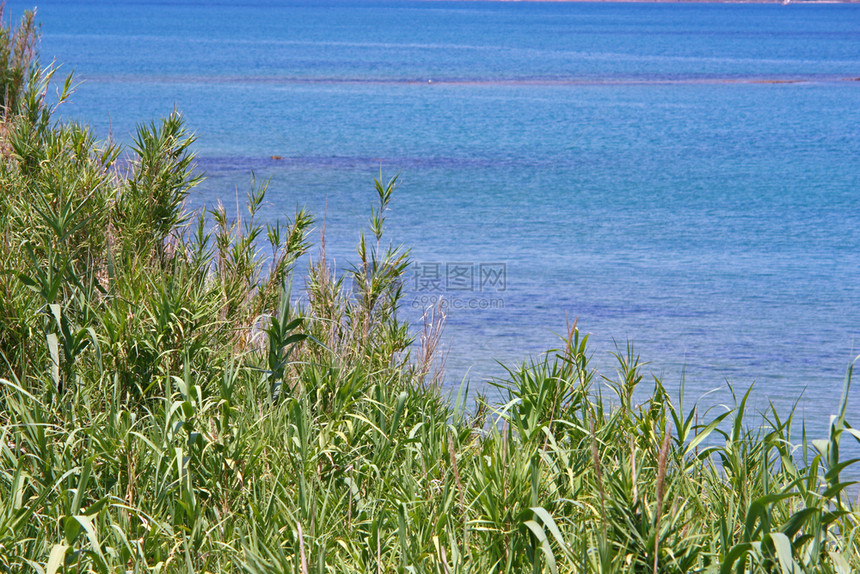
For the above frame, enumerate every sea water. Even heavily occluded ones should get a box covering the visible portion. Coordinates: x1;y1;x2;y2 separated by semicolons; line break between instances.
9;0;859;437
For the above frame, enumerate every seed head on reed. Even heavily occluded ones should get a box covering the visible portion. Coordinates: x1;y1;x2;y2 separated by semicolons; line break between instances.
653;422;672;574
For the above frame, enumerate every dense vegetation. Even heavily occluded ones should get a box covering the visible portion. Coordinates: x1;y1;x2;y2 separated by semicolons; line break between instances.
2;8;860;573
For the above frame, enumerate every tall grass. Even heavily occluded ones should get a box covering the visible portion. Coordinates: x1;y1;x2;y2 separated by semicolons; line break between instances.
2;10;860;573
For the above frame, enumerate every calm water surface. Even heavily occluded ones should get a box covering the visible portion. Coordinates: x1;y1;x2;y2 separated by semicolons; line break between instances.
10;0;859;437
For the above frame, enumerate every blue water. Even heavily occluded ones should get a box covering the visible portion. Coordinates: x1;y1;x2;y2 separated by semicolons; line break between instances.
10;0;860;436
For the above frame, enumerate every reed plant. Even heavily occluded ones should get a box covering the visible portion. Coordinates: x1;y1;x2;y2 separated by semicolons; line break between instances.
2;11;860;573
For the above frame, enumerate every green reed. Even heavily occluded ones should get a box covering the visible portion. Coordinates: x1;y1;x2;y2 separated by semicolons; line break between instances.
2;10;860;573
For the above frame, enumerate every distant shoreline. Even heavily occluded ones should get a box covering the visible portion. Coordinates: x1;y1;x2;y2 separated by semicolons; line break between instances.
438;0;859;4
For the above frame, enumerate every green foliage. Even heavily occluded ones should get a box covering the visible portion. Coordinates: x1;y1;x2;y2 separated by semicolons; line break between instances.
0;2;38;116
2;10;860;574
113;112;202;262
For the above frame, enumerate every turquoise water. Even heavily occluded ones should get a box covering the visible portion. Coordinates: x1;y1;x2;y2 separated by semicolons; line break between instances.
11;0;860;431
